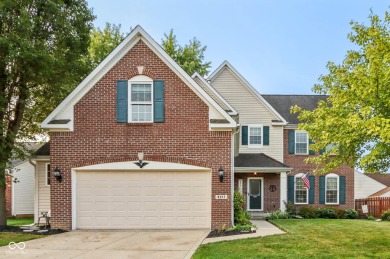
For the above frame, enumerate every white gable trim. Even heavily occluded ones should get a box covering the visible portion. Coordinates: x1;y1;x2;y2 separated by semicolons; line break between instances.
208;61;287;124
192;72;238;116
41;26;236;131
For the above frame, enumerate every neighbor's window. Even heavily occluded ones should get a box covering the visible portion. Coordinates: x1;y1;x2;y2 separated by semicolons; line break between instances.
248;125;262;148
46;163;50;186
326;174;339;204
295;131;308;154
295;173;308;204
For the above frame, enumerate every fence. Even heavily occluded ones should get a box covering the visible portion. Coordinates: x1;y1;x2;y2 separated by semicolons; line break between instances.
355;197;390;218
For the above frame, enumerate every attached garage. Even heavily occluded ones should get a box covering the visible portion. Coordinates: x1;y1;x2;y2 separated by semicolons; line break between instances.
72;161;211;230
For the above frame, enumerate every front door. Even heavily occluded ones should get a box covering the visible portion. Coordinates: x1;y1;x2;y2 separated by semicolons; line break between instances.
248;178;262;211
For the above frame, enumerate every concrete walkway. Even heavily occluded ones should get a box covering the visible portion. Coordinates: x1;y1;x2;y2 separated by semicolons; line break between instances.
202;220;285;244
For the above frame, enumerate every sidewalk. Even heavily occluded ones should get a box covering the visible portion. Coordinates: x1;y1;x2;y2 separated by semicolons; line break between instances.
202;220;285;244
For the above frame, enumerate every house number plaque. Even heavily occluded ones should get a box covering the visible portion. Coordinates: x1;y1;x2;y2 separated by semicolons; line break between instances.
215;195;228;200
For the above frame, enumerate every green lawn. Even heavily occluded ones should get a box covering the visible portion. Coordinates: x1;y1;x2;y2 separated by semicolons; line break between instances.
6;218;34;226
0;218;43;247
193;219;390;258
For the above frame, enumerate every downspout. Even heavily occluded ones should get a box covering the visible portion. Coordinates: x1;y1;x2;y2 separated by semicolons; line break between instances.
28;157;38;224
231;125;240;227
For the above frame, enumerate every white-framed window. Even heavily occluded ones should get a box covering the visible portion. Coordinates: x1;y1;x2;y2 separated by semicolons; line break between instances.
46;163;50;186
129;75;153;122
326;173;339;204
295;130;308;154
295;173;308;204
248;124;263;148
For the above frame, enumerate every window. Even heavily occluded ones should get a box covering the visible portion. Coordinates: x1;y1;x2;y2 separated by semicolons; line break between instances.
295;131;308;154
248;125;262;148
295;173;308;204
326;174;339;204
46;163;50;186
129;76;153;122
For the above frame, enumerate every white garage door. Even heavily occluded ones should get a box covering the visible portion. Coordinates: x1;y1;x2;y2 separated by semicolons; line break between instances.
75;171;211;229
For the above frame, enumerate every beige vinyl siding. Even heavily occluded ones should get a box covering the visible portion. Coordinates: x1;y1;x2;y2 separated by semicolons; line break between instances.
37;161;50;215
211;67;283;161
12;161;34;215
354;171;387;199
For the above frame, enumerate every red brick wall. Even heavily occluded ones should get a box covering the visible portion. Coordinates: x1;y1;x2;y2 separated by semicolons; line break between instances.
234;173;280;212
49;40;232;230
5;174;12;217
283;129;354;209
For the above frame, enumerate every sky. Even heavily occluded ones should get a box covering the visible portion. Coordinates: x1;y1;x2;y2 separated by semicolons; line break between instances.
88;0;389;95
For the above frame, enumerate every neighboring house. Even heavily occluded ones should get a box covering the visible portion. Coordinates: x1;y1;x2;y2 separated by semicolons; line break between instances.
365;173;390;198
5;143;43;218
36;26;356;231
354;171;388;199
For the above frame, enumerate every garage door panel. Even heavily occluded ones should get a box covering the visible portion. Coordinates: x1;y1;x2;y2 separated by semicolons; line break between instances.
76;171;211;229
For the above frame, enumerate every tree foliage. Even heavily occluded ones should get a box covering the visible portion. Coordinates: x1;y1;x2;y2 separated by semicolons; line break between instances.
292;11;390;174
162;29;211;77
87;23;126;69
0;0;94;226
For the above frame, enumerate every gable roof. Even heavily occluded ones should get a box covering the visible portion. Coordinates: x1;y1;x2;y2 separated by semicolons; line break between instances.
262;95;328;124
369;186;390;197
234;153;292;172
41;26;236;131
208;61;287;125
34;142;50;156
192;73;238;115
365;173;390;187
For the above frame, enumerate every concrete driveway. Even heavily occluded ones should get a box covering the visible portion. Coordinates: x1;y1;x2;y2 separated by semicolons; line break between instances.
0;230;209;259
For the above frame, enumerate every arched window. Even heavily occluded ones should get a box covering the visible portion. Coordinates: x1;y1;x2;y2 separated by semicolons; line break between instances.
325;173;339;204
295;173;308;204
128;75;153;122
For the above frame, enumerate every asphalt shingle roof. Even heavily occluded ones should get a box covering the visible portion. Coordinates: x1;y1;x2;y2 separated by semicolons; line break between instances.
234;153;290;168
34;142;50;156
262;95;328;124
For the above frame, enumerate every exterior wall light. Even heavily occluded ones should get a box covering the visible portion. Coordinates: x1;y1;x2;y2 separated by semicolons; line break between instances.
135;152;148;168
218;167;225;182
53;167;62;182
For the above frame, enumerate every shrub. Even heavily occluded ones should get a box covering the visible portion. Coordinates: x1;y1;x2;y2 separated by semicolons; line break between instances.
367;215;375;220
335;208;345;219
381;209;390;221
234;224;255;231
344;209;358;219
317;207;338;219
298;206;318;219
284;201;297;217
234;191;251;225
266;210;291;220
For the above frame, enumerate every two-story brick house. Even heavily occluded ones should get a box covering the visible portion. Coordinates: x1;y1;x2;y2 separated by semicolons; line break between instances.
34;26;354;230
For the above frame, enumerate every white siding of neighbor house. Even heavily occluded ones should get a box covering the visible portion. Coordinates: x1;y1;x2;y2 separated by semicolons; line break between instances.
12;161;34;215
354;171;386;199
380;191;390;197
210;67;283;161
37;161;50;217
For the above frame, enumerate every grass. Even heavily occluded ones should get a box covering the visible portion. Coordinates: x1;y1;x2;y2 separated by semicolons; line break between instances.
193;219;390;258
6;218;34;226
0;218;43;247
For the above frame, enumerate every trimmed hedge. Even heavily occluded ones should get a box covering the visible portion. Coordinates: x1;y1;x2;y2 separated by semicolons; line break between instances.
297;207;358;219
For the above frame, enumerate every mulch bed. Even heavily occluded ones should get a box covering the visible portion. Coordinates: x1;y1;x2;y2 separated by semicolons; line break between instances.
0;226;66;235
207;229;254;238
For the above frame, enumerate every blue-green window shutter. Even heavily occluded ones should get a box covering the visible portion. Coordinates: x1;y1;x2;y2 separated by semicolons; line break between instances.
309;139;315;155
242;126;248;145
263;126;270;145
153;80;164;122
116;80;128;122
309;176;315;204
319;148;326;155
288;130;295;154
319;176;325;204
288;176;294;203
339;176;346;204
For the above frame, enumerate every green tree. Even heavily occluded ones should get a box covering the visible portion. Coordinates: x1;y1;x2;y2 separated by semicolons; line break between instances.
87;23;126;69
292;11;390;174
0;0;94;227
162;29;211;77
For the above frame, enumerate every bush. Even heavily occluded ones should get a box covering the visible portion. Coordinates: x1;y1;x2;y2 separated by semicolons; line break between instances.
335;209;345;219
298;206;318;219
344;209;358;219
234;191;251;225
284;201;297;217
266;210;291;220
317;207;338;219
234;224;255;231
381;209;390;221
367;215;375;220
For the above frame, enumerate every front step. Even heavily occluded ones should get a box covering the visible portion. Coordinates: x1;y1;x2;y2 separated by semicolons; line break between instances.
250;211;270;220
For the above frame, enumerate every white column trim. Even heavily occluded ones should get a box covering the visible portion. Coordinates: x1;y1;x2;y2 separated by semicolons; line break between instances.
280;172;287;211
